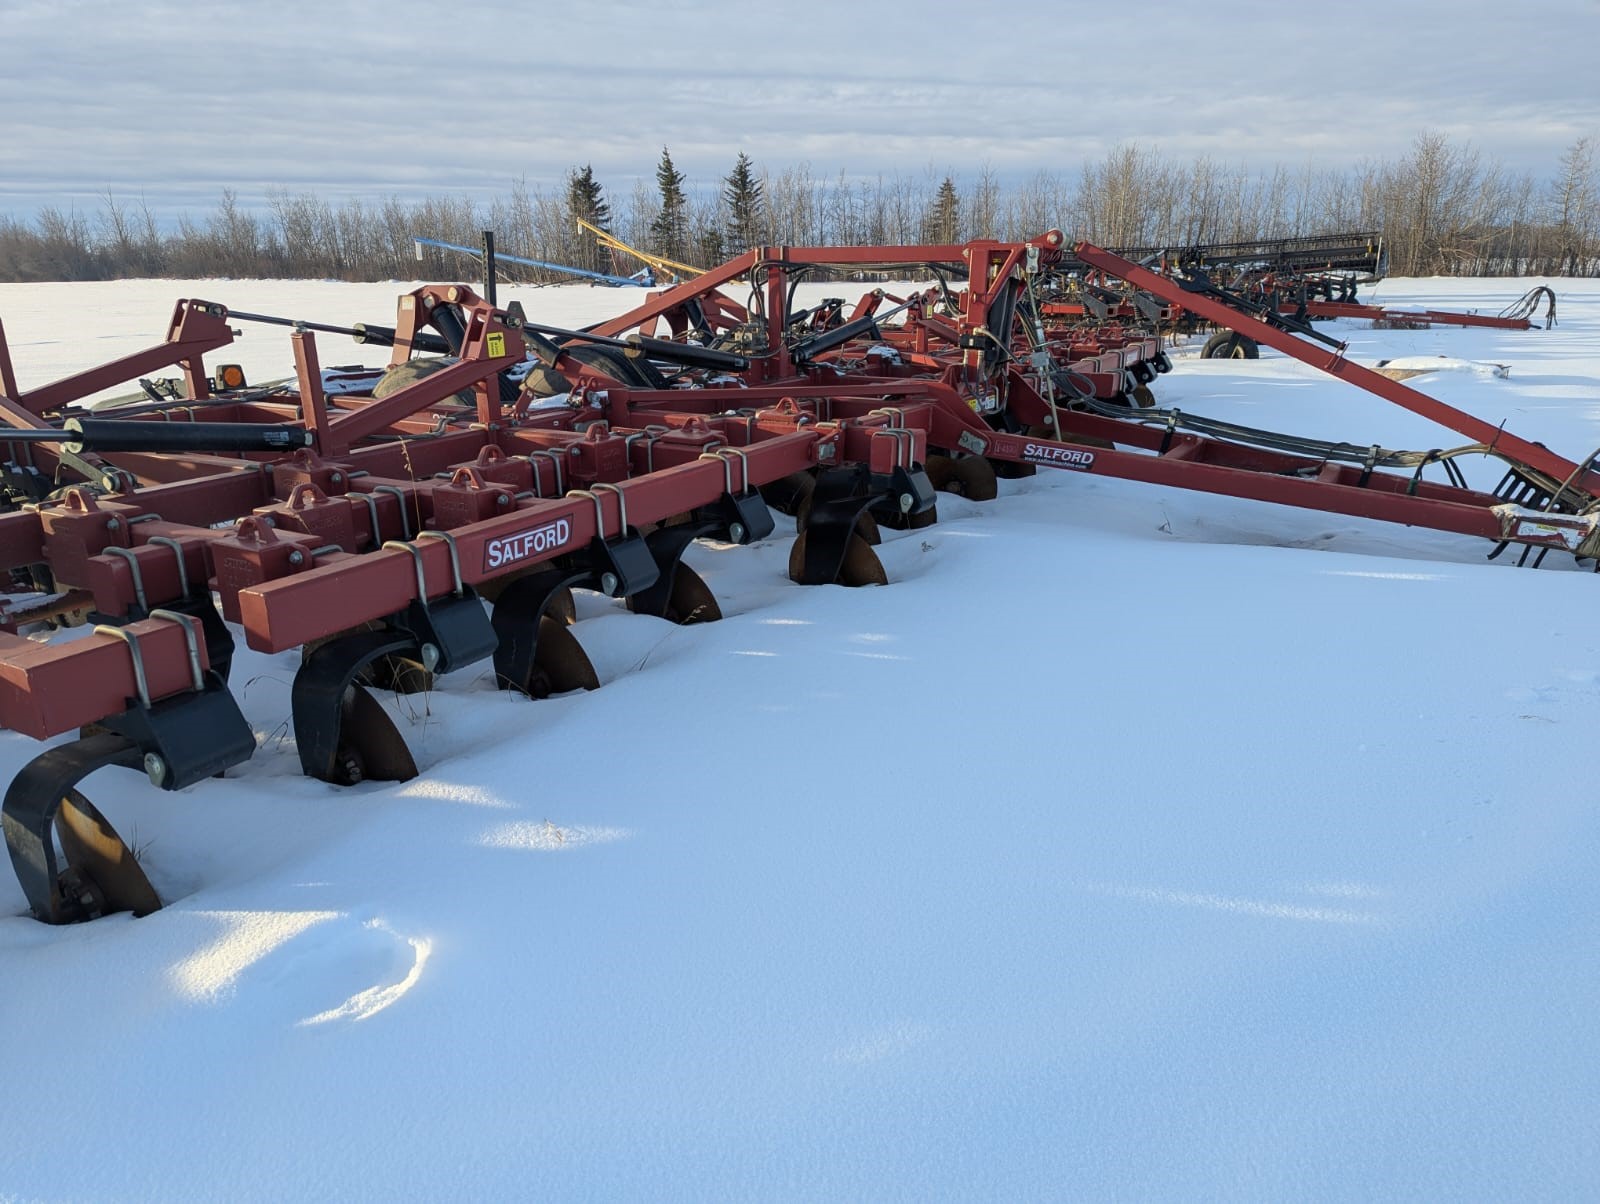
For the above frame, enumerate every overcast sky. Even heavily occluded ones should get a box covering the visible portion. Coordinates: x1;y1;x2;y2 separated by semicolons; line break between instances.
3;0;1597;221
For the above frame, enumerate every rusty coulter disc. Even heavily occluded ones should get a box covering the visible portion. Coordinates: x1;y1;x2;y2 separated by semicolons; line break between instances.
950;456;999;501
639;563;721;624
367;656;434;695
928;451;999;499
761;471;817;516
839;533;889;585
625;563;723;624
795;492;881;545
531;615;601;696
787;532;888;587
549;586;577;625
304;624;434;696
55;790;162;918
924;454;960;492
336;685;419;784
478;576;575;623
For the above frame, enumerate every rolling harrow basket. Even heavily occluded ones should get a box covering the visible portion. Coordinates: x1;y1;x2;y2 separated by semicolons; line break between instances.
0;232;1584;922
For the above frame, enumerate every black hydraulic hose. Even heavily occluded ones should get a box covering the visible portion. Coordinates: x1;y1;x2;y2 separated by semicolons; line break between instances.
1499;286;1557;329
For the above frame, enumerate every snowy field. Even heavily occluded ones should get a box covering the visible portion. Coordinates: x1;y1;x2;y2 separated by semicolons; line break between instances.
2;273;1598;1201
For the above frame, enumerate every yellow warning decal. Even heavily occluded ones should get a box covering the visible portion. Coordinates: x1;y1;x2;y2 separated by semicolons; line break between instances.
486;331;506;357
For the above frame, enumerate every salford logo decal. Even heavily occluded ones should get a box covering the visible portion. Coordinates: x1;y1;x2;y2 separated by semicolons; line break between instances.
484;518;573;571
1021;441;1096;470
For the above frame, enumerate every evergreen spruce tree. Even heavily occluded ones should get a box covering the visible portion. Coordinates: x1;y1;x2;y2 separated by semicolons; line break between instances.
650;146;688;262
921;176;961;244
565;165;611;274
722;152;766;256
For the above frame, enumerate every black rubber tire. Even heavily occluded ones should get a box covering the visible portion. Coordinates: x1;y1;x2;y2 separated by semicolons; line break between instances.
564;345;668;389
372;357;475;406
1201;331;1259;360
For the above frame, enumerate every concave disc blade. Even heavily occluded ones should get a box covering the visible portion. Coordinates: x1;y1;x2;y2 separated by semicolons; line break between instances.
532;616;601;696
56;790;162;918
788;532;888;587
367;656;434;695
953;456;999;501
549;587;577;626
339;685;419;784
667;565;722;625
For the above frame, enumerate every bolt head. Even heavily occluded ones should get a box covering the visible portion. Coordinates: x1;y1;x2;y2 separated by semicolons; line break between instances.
106;517;121;531
899;493;914;513
143;753;167;787
287;549;305;565
730;523;746;543
330;472;343;485
600;572;619;596
420;643;440;671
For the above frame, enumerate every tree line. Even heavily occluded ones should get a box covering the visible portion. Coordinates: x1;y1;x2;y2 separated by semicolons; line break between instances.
1;134;1594;284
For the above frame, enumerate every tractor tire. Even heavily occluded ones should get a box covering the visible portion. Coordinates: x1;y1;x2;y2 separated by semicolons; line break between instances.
372;357;475;407
1201;331;1259;360
522;364;573;398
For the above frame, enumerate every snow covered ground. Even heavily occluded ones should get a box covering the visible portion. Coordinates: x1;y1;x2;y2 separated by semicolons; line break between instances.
1;273;1598;1201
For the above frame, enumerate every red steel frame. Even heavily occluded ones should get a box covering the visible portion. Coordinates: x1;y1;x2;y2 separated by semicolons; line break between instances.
0;236;1592;778
1295;299;1533;331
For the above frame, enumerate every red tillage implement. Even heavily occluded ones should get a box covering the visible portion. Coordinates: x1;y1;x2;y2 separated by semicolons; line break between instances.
0;234;1583;922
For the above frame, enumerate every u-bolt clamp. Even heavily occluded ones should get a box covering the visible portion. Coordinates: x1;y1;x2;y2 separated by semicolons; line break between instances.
526;449;566;498
143;536;190;599
93;622;153;710
384;534;467;604
382;540;432;603
698;447;752;494
370;484;413;539
148;609;206;693
92;609;205;713
871;426;914;470
591;482;631;533
415;530;466;596
101;546;149;614
566;489;609;540
721;446;753;492
625;429;657;471
348;491;384;544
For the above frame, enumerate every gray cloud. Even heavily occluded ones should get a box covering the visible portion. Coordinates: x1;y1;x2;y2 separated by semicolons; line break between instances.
2;0;1596;218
